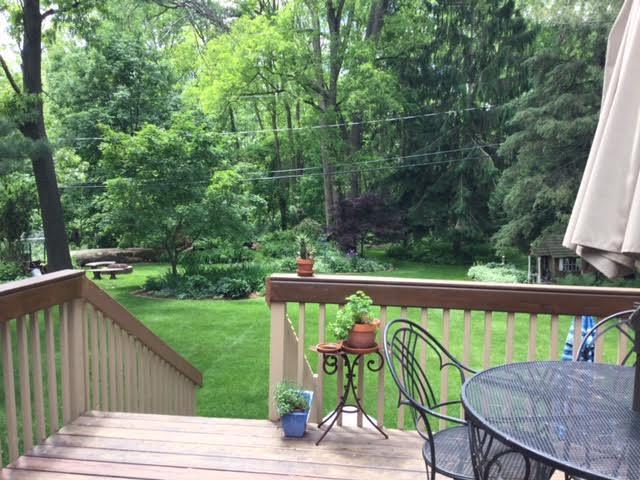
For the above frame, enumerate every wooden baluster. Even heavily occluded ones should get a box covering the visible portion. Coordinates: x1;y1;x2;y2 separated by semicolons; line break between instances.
30;312;46;442
108;319;117;411
397;306;408;430
60;303;71;424
126;334;135;412
619;325;629;365
70;299;87;419
377;306;388;428
528;314;538;361
99;312;109;411
317;304;326;425
114;324;124;411
483;311;493;369
145;348;153;412
461;310;472;419
463;310;472;366
550;314;560;360
297;303;306;386
594;318;604;363
439;309;451;431
506;312;515;363
17;316;34;452
90;306;100;410
82;302;91;411
573;317;582;360
268;302;287;421
1;321;19;462
137;342;145;412
45;308;59;433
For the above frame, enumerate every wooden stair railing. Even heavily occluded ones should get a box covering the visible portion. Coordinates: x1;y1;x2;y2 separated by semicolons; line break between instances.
0;270;202;466
266;273;640;430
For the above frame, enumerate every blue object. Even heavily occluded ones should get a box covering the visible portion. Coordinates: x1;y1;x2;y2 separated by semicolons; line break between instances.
281;390;314;438
562;316;596;361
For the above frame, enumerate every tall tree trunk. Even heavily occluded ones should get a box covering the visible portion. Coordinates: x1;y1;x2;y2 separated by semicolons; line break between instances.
271;104;287;230
229;106;240;150
20;0;72;271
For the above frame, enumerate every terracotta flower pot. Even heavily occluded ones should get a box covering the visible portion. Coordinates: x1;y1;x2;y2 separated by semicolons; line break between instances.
296;258;315;277
346;319;380;349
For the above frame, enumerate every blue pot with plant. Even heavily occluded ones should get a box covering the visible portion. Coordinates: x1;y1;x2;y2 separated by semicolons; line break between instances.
275;382;314;438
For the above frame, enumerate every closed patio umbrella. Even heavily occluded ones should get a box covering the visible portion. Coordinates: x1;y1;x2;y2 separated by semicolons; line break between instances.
563;0;640;279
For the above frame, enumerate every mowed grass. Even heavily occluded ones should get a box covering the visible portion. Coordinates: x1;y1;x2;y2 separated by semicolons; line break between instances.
94;261;578;427
0;258;628;462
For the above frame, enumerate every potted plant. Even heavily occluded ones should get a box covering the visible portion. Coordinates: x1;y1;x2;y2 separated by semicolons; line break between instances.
275;381;314;437
296;234;315;277
329;290;380;349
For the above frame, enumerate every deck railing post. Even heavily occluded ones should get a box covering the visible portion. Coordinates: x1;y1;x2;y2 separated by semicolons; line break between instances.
268;301;287;420
69;298;88;419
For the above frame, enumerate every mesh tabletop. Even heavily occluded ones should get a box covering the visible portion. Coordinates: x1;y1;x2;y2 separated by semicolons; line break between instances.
462;361;640;480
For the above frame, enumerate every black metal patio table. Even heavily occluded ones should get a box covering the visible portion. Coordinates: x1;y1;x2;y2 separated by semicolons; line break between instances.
462;361;640;480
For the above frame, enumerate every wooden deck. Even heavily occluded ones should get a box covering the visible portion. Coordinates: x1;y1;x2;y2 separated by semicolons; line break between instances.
1;411;426;480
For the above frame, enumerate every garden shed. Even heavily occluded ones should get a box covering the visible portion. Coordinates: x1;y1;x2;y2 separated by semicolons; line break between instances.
529;233;589;283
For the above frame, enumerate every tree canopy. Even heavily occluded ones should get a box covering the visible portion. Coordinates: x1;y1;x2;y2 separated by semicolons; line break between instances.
0;0;624;271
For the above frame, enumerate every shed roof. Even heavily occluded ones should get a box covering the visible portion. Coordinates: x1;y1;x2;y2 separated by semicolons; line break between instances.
530;233;578;258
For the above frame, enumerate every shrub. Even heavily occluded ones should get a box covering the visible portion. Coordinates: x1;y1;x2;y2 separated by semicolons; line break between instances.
0;260;23;282
467;264;527;283
274;381;308;415
292;218;324;239
258;230;300;258
317;248;391;273
215;278;252;299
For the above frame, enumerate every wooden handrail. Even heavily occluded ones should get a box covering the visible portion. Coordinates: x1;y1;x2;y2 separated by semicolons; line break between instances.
266;273;640;316
82;279;202;386
0;270;85;322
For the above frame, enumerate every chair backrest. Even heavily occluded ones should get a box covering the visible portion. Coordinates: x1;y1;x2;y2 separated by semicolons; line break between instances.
576;309;637;365
383;318;475;432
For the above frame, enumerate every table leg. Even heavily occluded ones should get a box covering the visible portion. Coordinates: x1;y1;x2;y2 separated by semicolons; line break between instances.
467;421;555;480
109;272;117;279
316;353;388;445
92;272;102;280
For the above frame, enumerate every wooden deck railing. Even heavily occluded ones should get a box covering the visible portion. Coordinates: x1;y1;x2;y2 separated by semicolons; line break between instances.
266;273;640;429
0;270;202;465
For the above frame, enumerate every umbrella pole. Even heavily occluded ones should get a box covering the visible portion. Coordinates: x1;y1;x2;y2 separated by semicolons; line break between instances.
631;308;640;411
634;334;640;412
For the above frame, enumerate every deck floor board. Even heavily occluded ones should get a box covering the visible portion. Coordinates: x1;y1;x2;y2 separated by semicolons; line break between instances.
2;412;427;480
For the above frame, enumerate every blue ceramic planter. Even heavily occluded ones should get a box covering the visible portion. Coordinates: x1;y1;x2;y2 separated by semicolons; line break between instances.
281;390;314;438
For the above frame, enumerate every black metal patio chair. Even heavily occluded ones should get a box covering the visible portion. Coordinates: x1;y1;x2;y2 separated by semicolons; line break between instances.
383;318;478;480
575;309;637;365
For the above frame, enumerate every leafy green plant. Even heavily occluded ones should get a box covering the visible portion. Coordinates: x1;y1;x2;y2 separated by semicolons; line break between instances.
328;290;375;340
467;264;526;283
296;234;315;260
274;381;309;415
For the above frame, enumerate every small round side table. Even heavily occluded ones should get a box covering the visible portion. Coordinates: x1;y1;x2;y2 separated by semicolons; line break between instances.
314;344;388;445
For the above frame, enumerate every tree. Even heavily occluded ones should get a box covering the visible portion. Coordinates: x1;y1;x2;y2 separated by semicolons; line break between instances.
490;9;617;252
99;113;251;275
330;193;404;255
385;0;533;252
0;0;98;270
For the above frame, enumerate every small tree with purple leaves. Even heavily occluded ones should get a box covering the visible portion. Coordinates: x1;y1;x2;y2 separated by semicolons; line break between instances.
329;193;405;256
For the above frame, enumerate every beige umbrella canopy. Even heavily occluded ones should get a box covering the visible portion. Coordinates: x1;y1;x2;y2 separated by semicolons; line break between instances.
563;0;640;279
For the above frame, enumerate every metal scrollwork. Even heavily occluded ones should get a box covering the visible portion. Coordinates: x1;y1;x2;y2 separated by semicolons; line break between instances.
315;349;389;445
366;351;384;373
321;353;339;375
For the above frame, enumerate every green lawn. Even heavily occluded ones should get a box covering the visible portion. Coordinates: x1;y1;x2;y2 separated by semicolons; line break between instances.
1;259;626;465
94;261;577;428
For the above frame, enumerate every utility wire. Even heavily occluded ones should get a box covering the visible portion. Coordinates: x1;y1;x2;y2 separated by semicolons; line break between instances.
54;105;499;143
58;150;494;191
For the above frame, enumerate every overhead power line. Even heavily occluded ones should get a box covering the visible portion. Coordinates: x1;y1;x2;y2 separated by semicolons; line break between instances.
58;147;496;191
56;105;500;143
